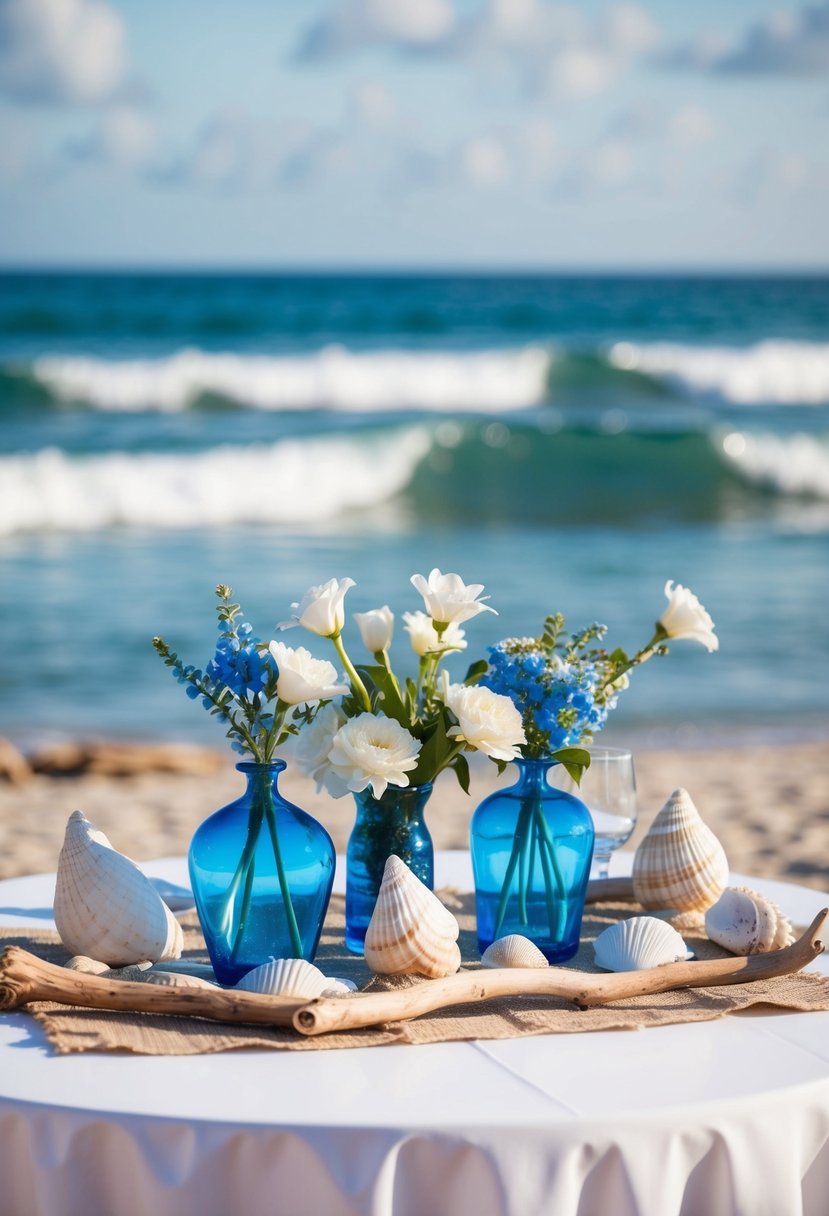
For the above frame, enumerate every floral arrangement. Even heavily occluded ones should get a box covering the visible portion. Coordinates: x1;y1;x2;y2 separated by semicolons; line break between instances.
483;580;719;758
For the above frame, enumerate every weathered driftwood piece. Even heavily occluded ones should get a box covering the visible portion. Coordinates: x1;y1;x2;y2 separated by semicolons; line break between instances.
2;909;825;1038
30;741;224;778
292;908;828;1037
0;947;301;1026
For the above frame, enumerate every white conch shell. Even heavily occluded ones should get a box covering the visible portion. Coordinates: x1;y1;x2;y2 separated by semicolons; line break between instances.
704;886;795;955
235;957;331;998
364;855;461;978
632;788;729;913
53;811;183;966
481;935;549;969
594;915;689;972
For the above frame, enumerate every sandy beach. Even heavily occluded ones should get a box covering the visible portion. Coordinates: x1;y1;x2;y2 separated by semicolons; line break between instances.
1;739;826;892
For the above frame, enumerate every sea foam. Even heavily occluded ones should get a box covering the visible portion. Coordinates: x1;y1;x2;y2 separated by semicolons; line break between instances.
719;430;829;499
0;428;432;534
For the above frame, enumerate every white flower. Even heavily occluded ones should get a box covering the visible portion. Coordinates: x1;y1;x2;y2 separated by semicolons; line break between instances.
268;641;349;706
279;577;355;637
295;703;347;792
354;606;394;653
410;568;496;627
326;712;422;798
403;610;467;657
657;581;719;652
440;679;525;762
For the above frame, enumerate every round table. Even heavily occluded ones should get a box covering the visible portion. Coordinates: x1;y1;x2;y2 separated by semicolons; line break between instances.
1;853;828;1216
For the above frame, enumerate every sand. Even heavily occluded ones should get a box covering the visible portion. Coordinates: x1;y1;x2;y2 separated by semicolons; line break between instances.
1;740;826;891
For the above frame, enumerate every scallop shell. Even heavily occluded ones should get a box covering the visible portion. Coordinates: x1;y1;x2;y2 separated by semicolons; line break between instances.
594;916;689;972
53;811;183;966
480;935;549;969
321;978;358;998
704;886;795;955
632;788;728;913
364;855;461;979
64;955;110;974
235;957;331;998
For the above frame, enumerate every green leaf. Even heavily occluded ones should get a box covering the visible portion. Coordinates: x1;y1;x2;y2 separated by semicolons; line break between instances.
356;664;409;727
463;659;489;686
450;753;471;794
551;746;591;785
410;708;456;785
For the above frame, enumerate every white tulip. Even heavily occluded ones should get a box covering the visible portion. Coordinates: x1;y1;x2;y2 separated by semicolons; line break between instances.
657;581;719;652
402;610;467;657
268;641;349;706
440;679;525;762
354;606;394;653
410;568;496;627
326;712;422;798
279;577;355;637
295;703;347;793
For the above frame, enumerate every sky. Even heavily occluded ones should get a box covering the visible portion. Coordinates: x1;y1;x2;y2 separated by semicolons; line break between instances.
0;0;828;269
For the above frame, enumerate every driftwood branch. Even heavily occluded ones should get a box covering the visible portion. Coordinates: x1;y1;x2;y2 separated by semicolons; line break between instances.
2;909;825;1038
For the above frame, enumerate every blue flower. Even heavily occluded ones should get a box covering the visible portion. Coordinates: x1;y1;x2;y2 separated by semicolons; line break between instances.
206;627;273;698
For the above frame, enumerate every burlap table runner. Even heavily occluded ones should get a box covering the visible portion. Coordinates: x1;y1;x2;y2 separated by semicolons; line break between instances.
3;891;829;1055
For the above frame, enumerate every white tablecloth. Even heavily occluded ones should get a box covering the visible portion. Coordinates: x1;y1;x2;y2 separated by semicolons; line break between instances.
1;853;828;1216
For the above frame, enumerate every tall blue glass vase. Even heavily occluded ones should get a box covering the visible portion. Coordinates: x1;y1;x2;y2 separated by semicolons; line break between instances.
470;758;594;963
189;760;335;985
345;783;433;955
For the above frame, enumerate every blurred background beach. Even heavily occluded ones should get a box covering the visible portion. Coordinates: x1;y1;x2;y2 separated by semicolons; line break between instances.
0;1;827;885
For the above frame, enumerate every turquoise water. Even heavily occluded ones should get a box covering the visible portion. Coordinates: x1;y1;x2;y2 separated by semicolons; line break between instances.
1;272;828;745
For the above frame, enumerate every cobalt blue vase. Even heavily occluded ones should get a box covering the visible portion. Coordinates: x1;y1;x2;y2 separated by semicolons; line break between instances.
345;782;434;955
470;758;594;963
189;760;335;985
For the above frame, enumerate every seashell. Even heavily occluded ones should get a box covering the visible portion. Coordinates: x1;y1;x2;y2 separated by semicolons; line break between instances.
364;855;461;979
704;886;795;956
632;788;729;913
53;810;183;966
64;955;110;974
594;915;690;972
143;971;218;990
235;957;331;999
100;964;154;982
321;978;359;998
480;935;549;969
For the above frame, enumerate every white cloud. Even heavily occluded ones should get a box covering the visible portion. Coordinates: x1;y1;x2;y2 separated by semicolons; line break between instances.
351;79;397;130
460;133;508;185
669;103;713;145
662;1;829;75
0;0;124;105
297;0;454;60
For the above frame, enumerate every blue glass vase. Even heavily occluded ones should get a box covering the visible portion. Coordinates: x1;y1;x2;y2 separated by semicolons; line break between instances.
345;783;433;955
470;758;594;963
189;760;335;985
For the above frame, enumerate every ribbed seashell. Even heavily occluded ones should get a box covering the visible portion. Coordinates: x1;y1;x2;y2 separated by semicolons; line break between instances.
704;886;795;955
64;955;110;974
364;855;461;979
594;916;689;972
481;935;549;969
53;811;183;966
235;957;330;998
321;978;358;997
632;788;729;913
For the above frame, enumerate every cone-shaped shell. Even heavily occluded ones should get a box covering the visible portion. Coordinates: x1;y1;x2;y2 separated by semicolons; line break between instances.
705;886;794;955
53;811;183;966
364;855;461;978
632;789;728;913
235;957;330;998
481;935;549;969
594;915;689;972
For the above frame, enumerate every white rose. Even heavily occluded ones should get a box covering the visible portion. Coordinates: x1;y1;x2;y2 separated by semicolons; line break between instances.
279;577;355;637
295;703;347;792
440;680;525;762
354;606;394;653
410;568;496;627
268;641;349;706
657;581;719;652
326;712;422;798
402;610;467;657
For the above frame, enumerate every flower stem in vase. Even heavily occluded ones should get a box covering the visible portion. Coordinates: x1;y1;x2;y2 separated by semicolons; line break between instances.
218;799;265;946
534;802;566;940
261;779;304;958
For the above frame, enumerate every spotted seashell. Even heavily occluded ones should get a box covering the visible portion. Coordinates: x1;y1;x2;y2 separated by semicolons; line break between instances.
632;789;728;913
364;855;461;979
594;915;689;972
704;886;795;956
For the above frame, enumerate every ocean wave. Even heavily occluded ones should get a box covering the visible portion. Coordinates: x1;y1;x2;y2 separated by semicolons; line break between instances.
609;340;829;405
718;430;829;499
0;428;432;535
21;346;551;413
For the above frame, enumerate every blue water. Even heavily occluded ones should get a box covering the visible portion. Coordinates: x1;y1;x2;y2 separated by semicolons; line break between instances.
1;272;828;746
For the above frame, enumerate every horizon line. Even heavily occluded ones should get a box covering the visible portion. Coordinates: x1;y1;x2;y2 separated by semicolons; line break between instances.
2;262;829;278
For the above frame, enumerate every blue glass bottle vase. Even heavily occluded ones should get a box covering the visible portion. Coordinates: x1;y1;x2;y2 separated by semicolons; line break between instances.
189;760;335;985
345;783;434;955
470;758;594;963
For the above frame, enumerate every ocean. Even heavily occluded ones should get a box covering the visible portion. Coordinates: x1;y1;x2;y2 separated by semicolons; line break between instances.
1;271;827;748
